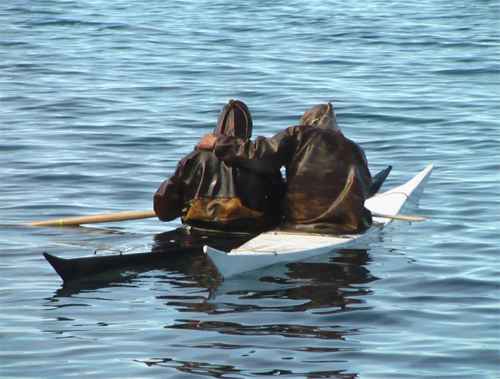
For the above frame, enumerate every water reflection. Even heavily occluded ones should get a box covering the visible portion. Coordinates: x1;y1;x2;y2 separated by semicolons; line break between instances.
45;229;376;378
48;227;252;297
153;247;373;378
47;228;377;315
135;356;357;378
163;248;376;324
46;226;378;315
49;227;376;313
255;252;374;311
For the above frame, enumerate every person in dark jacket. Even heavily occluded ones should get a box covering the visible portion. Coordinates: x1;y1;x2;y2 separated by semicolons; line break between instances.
154;99;284;233
197;102;373;234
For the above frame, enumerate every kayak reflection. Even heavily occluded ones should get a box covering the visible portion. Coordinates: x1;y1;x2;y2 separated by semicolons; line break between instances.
200;248;376;313
51;227;377;315
49;226;253;296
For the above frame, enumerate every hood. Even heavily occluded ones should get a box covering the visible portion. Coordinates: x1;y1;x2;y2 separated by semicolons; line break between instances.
300;102;338;130
214;99;253;139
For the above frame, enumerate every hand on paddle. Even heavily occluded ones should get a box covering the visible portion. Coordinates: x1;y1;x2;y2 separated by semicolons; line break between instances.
197;133;217;150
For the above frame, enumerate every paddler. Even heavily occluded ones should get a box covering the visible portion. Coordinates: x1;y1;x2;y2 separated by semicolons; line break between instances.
197;102;373;234
154;99;284;234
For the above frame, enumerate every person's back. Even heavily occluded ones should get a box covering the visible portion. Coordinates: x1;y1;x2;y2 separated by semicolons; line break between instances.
280;125;371;232
154;100;284;232
200;102;372;234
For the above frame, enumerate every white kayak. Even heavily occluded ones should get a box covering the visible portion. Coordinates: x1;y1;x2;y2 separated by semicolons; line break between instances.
204;164;433;278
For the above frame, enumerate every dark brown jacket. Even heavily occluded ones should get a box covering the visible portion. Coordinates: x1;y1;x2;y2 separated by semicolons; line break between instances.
213;104;373;234
154;100;284;232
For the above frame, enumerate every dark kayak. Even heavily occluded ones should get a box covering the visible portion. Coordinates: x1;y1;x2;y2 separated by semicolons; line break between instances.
44;227;255;284
44;166;391;284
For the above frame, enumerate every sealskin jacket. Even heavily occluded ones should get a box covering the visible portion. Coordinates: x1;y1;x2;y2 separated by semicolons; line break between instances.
212;103;373;234
154;100;284;232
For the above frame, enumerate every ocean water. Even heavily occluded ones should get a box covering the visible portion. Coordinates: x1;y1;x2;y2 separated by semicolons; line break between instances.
1;1;499;378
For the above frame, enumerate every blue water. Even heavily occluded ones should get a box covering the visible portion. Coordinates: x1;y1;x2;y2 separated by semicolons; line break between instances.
1;1;499;378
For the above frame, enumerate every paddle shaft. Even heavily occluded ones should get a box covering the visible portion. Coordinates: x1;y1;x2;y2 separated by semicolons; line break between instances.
372;212;427;222
28;209;425;227
29;210;156;227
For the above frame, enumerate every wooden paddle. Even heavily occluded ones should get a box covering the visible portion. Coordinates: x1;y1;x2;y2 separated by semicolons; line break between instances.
372;212;427;222
28;209;426;227
29;210;156;227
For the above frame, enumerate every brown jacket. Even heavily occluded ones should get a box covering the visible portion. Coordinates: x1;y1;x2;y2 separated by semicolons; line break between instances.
154;149;283;231
212;104;373;234
154;100;284;232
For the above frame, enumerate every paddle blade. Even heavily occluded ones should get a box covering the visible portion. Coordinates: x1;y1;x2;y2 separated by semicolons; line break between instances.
369;165;392;197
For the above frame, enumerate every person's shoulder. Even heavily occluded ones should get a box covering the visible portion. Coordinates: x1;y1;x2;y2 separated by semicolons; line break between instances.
341;135;368;160
194;148;219;159
174;149;218;175
186;149;222;166
175;149;203;168
343;135;364;149
302;125;339;138
178;149;197;162
281;124;310;136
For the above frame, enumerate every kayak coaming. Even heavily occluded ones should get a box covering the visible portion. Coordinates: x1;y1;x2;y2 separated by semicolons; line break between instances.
204;164;433;278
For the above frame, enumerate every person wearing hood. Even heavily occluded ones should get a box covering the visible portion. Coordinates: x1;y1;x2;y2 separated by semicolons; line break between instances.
154;99;284;233
197;102;373;234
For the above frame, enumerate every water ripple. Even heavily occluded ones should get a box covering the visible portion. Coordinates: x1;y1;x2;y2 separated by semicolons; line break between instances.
1;0;499;377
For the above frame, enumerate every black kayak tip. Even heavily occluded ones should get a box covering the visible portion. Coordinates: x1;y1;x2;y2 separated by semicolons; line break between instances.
43;252;69;282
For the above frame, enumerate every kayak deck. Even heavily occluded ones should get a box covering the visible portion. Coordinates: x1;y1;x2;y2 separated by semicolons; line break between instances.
228;230;351;255
205;164;433;278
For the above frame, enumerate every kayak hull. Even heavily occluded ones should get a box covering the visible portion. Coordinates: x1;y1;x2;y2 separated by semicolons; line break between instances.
43;227;253;283
43;248;198;283
204;226;381;278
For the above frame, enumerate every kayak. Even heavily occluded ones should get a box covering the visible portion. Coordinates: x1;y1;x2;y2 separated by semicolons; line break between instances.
42;165;430;284
43;227;254;284
204;164;433;278
43;249;190;284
